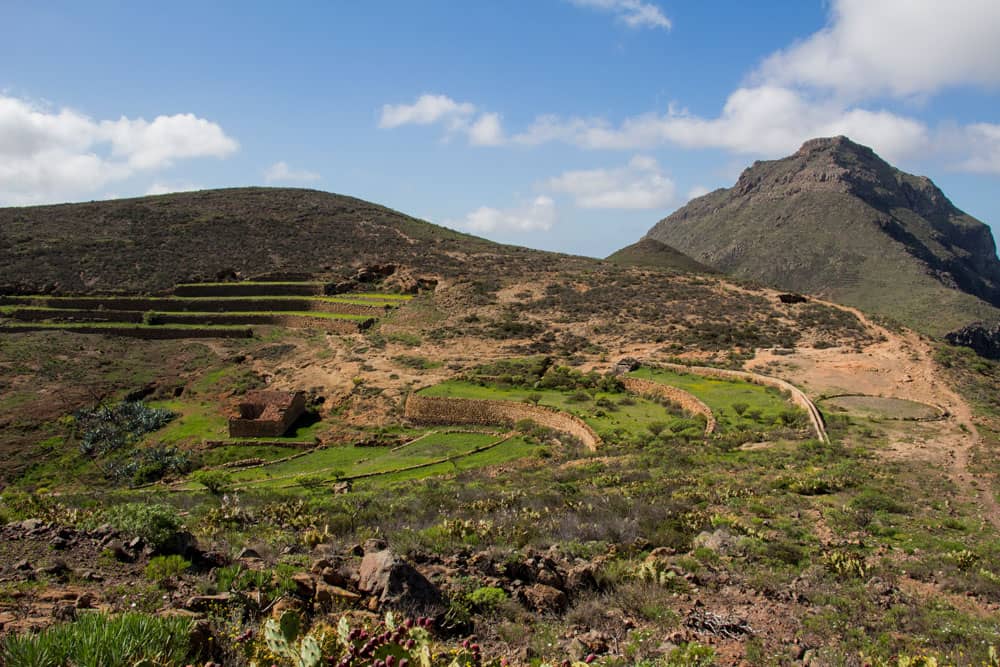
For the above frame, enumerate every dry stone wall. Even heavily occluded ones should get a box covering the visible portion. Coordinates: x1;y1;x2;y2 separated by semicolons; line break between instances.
654;363;829;443
157;313;368;333
0;296;384;316
621;377;716;435
0;325;253;339
8;308;144;323
405;395;601;451
173;284;324;297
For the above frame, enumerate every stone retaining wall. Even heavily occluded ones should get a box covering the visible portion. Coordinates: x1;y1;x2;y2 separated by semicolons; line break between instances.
404;395;601;451
654;363;829;443
621;377;716;435
0;296;384;316
8;308;144;323
157;313;370;333
0;325;253;339
173;283;325;297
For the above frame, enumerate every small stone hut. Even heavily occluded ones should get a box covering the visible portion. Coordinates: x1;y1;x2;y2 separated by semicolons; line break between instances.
228;390;306;438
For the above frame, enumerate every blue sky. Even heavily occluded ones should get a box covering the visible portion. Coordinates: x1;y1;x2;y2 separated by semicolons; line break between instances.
3;1;1000;257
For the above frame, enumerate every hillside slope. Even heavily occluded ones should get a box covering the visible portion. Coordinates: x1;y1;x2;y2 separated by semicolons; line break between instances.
606;237;716;273
643;136;1000;334
0;188;582;294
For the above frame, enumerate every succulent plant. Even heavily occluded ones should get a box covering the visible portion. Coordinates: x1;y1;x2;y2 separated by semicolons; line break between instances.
264;611;324;667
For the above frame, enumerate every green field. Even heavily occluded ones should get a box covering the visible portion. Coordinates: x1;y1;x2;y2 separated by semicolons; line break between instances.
628;367;805;432
174;430;534;490
418;381;707;439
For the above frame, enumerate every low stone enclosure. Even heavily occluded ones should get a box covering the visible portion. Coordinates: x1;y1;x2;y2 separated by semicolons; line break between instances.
404;395;601;451
620;377;716;435
228;390;307;438
652;362;829;443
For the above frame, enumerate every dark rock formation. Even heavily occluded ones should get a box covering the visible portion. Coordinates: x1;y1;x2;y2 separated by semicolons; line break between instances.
946;321;1000;359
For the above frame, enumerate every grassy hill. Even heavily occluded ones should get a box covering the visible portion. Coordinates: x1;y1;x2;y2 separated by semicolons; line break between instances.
643;136;1000;335
0;187;588;294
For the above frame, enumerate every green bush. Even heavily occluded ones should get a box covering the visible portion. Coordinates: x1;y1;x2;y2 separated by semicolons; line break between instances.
191;469;232;494
467;586;508;611
100;503;184;551
144;554;191;582
0;612;195;666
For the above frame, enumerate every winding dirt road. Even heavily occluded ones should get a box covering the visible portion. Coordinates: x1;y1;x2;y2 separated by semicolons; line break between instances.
750;302;1000;529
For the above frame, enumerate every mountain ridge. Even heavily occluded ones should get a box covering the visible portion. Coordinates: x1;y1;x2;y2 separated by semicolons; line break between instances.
642;136;1000;334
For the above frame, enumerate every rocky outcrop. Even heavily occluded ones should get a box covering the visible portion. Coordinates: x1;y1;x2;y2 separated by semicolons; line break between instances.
404;395;601;451
945;321;1000;359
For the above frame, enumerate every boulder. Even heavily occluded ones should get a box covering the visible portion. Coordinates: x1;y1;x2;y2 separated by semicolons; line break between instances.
291;573;316;599
236;547;261;560
565;562;599;592
692;529;739;556
316;583;361;606
520;583;567;613
357;546;443;614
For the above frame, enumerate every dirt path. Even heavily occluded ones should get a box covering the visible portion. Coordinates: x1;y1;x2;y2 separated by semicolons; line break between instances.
749;302;1000;529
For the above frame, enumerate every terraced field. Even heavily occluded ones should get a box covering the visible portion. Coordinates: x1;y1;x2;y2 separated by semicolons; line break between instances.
628;366;808;433
0;282;411;337
173;430;534;491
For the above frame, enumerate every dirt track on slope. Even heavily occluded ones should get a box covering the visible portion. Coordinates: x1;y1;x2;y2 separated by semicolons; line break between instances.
749;302;1000;529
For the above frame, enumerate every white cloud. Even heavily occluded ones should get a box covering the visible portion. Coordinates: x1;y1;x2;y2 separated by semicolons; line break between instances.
145;182;201;196
954;123;1000;174
686;185;710;201
0;94;237;205
515;86;929;163
545;154;676;209
100;113;238;169
264;161;321;183
378;93;507;147
468;113;505;146
755;0;1000;98
378;94;475;129
568;0;671;30
449;196;556;233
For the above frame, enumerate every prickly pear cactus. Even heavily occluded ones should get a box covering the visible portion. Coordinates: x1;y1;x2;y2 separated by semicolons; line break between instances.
299;634;322;667
263;611;323;667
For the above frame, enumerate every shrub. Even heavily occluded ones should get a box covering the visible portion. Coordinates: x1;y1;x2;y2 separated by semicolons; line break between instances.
467;586;509;611
731;402;749;416
100;502;184;551
667;641;716;666
0;612;195;666
648;421;668;437
144;554;191;582
75;401;176;457
191;469;233;494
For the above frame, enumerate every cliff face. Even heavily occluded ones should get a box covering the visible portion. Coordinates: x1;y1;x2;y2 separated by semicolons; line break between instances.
643;136;1000;333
